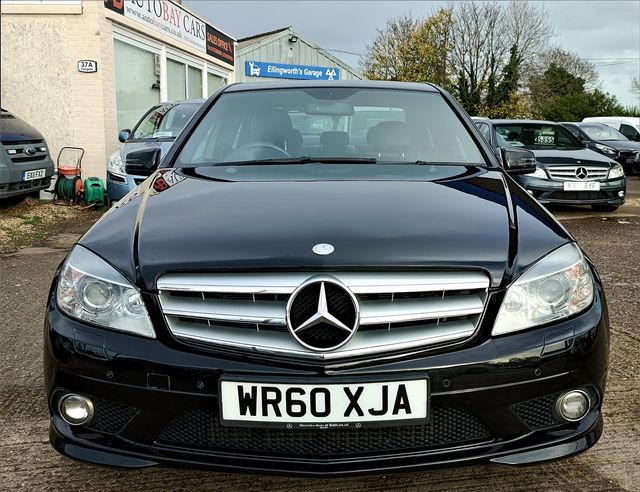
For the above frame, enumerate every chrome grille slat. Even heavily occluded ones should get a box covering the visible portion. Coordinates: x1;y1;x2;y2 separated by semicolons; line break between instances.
162;297;286;325
166;318;477;360
359;295;484;324
157;271;489;294
158;271;490;360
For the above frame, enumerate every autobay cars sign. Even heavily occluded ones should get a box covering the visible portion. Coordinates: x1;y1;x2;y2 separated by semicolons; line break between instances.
104;0;235;65
246;61;340;80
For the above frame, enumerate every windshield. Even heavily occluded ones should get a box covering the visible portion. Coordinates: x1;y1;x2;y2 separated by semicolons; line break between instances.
132;103;200;140
176;88;485;167
580;124;629;142
494;123;583;150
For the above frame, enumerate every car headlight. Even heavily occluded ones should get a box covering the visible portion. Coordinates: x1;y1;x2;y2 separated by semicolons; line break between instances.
594;143;617;156
608;163;625;179
527;166;547;179
107;151;125;175
493;243;593;336
56;245;155;338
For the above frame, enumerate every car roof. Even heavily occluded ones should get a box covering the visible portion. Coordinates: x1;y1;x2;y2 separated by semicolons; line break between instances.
491;119;558;125
222;80;440;93
583;116;639;124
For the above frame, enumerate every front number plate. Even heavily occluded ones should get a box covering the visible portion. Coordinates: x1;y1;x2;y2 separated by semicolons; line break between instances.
22;168;46;181
220;379;428;428
563;181;600;191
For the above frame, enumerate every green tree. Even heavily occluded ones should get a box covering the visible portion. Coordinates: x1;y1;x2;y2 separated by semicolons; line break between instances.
404;7;454;89
360;14;419;81
529;64;625;120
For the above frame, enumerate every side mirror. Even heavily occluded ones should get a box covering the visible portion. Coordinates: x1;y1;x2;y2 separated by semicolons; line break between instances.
125;148;161;177
582;140;590;147
500;147;537;175
118;129;131;143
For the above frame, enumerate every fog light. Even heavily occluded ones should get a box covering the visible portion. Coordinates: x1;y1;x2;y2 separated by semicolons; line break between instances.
527;190;534;195
556;390;590;421
59;394;94;425
618;191;625;198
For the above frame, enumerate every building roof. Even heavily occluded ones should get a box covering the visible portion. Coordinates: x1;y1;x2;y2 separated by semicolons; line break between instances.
237;27;290;50
236;26;363;79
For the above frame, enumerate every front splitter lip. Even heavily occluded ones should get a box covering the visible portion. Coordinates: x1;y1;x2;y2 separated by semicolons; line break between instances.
49;412;602;477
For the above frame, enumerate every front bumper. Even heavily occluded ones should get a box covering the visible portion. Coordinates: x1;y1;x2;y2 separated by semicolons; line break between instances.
44;287;609;476
514;175;625;206
106;172;143;201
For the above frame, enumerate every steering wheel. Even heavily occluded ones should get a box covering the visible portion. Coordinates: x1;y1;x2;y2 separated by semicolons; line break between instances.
224;143;291;162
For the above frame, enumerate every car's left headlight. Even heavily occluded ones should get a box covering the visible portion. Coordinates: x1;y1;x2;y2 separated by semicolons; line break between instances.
107;151;125;175
493;243;594;336
527;166;547;179
56;245;155;338
594;143;617;156
608;163;625;179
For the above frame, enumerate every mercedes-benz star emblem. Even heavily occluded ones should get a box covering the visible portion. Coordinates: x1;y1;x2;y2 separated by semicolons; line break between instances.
312;243;334;255
575;167;589;180
286;277;359;351
24;147;37;156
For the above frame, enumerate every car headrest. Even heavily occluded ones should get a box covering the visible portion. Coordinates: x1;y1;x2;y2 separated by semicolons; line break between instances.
367;121;411;148
252;108;293;146
320;131;349;147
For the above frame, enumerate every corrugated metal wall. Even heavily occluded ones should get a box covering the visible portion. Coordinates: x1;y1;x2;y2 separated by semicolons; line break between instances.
235;33;362;83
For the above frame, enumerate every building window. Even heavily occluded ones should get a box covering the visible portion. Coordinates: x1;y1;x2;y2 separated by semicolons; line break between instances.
167;58;187;101
207;72;226;96
187;66;203;99
113;39;160;131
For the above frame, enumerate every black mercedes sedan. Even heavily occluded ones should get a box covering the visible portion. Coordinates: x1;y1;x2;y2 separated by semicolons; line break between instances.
45;81;609;476
474;118;626;212
560;121;640;176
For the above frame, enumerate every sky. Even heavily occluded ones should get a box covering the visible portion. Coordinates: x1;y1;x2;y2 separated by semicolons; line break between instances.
186;0;640;107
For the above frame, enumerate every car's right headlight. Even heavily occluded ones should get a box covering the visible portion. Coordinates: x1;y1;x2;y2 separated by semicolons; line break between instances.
608;163;625;179
56;245;155;338
107;151;125;175
493;243;594;336
594;143;617;156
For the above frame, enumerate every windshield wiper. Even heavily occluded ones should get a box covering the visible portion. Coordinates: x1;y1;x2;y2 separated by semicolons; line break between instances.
213;156;378;166
387;160;485;167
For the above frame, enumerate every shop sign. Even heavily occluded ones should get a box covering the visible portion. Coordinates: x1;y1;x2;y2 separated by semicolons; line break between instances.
104;0;234;65
78;60;98;73
245;61;340;80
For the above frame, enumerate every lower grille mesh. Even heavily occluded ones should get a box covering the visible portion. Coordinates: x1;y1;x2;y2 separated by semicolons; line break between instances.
85;398;138;434
511;394;564;430
157;406;492;456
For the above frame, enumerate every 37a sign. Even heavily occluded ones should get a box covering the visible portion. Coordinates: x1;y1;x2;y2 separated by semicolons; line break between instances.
78;60;98;73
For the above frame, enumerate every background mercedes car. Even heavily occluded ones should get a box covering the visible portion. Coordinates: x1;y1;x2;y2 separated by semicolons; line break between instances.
560;121;640;176
106;99;203;202
45;81;609;476
473;117;626;212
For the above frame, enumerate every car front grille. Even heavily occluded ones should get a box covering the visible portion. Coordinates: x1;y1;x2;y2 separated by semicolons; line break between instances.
2;140;48;164
547;191;610;201
157;272;489;360
157;405;493;456
546;165;609;181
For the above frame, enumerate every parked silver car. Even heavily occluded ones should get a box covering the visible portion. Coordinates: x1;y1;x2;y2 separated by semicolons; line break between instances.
106;100;204;202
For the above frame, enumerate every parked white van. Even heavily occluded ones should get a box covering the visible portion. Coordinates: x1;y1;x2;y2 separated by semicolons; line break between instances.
582;117;640;141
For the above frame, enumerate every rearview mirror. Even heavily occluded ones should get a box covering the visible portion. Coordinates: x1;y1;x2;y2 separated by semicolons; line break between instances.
500;147;537;175
125;148;161;177
118;129;131;143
